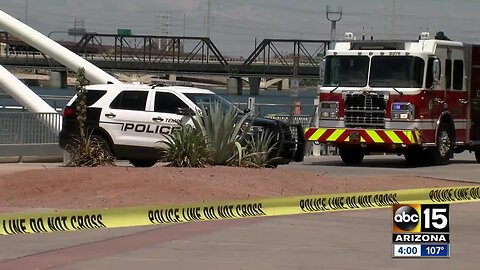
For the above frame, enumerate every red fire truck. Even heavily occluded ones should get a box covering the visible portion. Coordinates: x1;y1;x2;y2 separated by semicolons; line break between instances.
304;32;480;165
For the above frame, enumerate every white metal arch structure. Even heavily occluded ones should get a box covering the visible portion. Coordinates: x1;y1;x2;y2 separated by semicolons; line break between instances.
0;64;60;132
0;65;56;113
0;9;121;85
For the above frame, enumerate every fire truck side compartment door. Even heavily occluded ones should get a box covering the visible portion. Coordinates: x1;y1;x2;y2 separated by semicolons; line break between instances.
469;45;480;141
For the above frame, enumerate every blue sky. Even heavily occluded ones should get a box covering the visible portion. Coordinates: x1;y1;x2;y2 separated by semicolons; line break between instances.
1;0;479;56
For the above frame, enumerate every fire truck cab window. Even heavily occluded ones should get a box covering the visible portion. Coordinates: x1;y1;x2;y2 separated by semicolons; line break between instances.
445;59;452;90
323;56;369;87
453;60;464;90
369;56;424;88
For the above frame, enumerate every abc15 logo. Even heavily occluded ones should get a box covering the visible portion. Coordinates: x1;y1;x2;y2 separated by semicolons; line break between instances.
392;204;449;233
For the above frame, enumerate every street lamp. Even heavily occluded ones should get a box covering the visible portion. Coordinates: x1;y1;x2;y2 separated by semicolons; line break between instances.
326;5;342;48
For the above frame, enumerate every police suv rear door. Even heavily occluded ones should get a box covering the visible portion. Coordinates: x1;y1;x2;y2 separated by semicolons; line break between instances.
99;89;152;147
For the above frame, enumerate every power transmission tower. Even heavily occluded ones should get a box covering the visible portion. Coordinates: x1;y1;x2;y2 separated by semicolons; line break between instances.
207;0;212;37
161;14;171;36
69;18;85;43
390;0;396;38
384;0;404;39
202;0;214;37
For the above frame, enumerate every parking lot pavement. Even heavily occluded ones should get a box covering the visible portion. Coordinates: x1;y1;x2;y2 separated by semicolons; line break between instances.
1;203;478;270
286;152;480;183
1;158;480;269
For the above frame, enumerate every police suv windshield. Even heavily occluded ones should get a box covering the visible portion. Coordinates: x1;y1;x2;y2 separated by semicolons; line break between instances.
324;55;425;88
184;93;240;113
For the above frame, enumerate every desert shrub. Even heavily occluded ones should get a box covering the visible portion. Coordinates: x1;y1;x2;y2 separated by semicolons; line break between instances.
66;134;115;167
66;68;115;167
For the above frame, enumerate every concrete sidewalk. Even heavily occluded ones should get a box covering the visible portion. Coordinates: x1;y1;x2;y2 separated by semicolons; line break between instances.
1;203;479;269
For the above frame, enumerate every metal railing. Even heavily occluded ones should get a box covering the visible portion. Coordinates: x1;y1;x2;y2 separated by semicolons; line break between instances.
0;93;71;112
0;112;61;144
0;112;63;157
0;97;336;158
241;98;338;156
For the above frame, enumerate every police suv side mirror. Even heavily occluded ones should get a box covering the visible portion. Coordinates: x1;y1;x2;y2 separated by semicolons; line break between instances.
176;107;195;116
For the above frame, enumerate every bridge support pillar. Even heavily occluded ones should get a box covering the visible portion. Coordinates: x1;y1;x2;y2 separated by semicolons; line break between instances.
248;77;260;96
278;78;289;91
227;77;243;95
47;70;67;88
168;74;177;81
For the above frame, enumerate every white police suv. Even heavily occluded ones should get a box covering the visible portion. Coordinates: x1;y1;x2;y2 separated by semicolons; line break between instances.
59;83;305;167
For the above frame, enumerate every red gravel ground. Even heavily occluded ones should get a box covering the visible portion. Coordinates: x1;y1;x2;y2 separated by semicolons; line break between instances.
0;166;469;211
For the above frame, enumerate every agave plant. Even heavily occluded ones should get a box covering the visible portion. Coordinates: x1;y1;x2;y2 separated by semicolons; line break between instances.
161;123;210;167
242;129;280;168
192;102;252;166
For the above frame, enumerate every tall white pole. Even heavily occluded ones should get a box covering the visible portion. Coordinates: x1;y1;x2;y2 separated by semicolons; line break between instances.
0;9;122;85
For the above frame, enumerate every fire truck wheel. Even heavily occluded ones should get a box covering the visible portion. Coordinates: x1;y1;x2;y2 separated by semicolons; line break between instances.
339;147;364;165
475;151;480;163
404;148;426;165
429;122;454;165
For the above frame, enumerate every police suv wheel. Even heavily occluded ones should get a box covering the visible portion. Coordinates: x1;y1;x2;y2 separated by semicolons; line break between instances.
129;159;157;167
91;134;112;155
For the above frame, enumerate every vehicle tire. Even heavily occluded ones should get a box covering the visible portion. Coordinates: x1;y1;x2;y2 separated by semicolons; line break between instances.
129;159;157;167
404;147;426;165
339;146;364;165
475;151;480;163
91;134;112;155
428;122;454;165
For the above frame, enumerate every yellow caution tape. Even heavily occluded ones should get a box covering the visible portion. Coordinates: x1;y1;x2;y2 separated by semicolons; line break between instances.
1;185;480;235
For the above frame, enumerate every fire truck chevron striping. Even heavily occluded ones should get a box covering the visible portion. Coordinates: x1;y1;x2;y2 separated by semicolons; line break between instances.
304;128;421;144
308;31;480;165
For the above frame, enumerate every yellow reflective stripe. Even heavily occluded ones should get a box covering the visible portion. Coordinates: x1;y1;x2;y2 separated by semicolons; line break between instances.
403;131;413;143
306;128;421;144
328;129;345;141
366;130;383;143
385;130;402;143
415;130;421;143
309;128;326;141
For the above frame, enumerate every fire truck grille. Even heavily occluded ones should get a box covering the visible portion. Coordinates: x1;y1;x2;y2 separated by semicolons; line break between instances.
344;93;386;129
